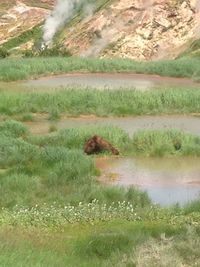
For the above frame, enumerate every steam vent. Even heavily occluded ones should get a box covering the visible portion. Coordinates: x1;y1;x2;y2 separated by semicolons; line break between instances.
0;0;199;60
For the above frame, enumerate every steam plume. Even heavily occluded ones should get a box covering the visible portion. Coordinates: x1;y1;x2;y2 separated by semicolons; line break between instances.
197;0;200;10
43;0;82;46
195;0;200;38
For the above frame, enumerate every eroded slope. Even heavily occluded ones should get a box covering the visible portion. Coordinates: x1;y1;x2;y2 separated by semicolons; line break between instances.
63;0;200;60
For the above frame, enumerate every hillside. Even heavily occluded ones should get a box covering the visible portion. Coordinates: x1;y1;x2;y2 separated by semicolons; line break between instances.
64;0;200;60
0;1;55;48
0;0;200;60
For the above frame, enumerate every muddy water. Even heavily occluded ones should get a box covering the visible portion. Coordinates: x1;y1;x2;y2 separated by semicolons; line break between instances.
26;115;200;136
25;114;200;206
24;73;200;91
2;73;200;207
96;157;200;206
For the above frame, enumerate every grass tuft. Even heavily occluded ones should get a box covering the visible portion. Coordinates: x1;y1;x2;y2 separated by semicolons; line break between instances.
0;57;200;81
1;88;200;116
0;120;29;138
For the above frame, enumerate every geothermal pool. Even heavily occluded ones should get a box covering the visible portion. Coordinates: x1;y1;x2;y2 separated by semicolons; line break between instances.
23;73;200;91
3;72;200;206
96;157;200;206
23;114;200;206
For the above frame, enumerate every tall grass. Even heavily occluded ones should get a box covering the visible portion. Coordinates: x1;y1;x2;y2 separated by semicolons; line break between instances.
0;221;195;267
0;173;41;207
30;125;129;150
0;119;29;137
132;129;200;157
0;120;150;208
30;126;200;157
133;227;200;267
1;87;200;116
183;199;200;214
1;118;200;208
0;118;199;265
0;135;40;168
0;57;200;81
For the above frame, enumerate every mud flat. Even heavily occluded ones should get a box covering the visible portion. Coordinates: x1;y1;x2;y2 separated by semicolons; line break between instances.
26;114;200;136
96;157;200;206
23;73;200;91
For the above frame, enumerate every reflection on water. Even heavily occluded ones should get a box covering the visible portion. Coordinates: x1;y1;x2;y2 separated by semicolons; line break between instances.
96;157;200;206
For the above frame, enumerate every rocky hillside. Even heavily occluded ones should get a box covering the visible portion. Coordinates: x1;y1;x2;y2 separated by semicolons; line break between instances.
64;0;200;60
0;1;55;46
0;0;200;60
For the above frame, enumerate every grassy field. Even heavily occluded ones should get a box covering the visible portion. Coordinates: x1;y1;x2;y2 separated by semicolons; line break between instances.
0;119;200;210
0;200;199;266
1;87;200;117
1;220;199;267
0;119;200;265
0;120;151;208
0;119;200;208
0;62;200;266
0;57;200;81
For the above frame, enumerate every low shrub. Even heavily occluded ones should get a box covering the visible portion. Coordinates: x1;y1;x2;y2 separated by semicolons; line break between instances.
0;47;9;58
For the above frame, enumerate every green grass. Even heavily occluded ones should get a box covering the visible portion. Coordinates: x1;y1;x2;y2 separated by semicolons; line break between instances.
1;26;42;51
29;124;129;150
132;129;200;157
1;119;200;209
0;57;200;81
0;119;29;137
0;120;150;208
1;87;200;116
0;118;200;265
1;3;200;265
20;113;34;122
0;221;195;267
0;218;198;266
30;126;200;157
178;39;200;59
183;199;200;214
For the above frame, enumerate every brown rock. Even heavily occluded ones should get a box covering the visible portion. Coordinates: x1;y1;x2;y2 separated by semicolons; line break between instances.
84;135;119;155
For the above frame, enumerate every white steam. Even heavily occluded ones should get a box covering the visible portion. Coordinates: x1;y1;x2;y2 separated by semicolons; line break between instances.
43;0;82;46
195;0;200;38
197;0;200;10
81;28;118;57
